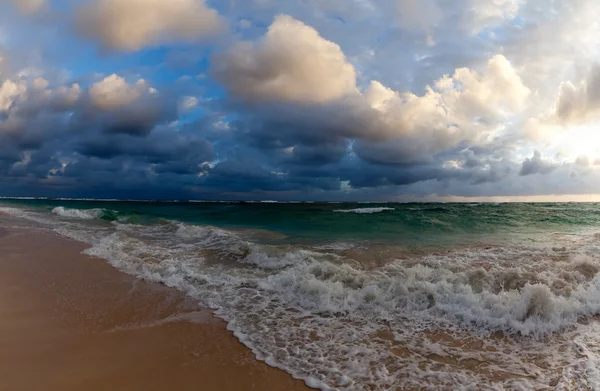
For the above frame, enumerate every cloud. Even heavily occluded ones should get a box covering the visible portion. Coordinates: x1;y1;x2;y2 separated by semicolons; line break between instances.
520;151;558;176
204;14;533;197
501;0;600;110
4;0;600;200
75;0;226;51
354;55;530;164
526;62;600;138
575;155;591;167
76;125;214;167
6;0;45;14
466;0;524;32
213;14;358;104
0;79;27;111
0;66;213;198
396;0;442;32
554;64;600;124
85;75;178;136
394;0;524;45
214;14;529;169
178;96;199;113
88;74;151;110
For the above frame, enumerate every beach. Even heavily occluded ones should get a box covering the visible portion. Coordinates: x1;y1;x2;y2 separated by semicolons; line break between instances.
2;201;600;389
0;214;309;391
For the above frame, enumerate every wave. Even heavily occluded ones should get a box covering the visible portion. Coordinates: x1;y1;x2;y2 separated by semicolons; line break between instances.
0;196;48;200
175;223;245;253
5;206;600;389
0;207;32;217
333;207;395;214
53;198;121;202
52;206;110;220
175;223;323;270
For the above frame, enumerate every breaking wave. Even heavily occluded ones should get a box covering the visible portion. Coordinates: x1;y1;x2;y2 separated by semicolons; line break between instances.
52;206;108;220
333;207;395;214
51;206;139;223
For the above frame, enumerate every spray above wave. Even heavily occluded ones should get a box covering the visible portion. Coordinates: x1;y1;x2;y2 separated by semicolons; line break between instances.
333;207;395;214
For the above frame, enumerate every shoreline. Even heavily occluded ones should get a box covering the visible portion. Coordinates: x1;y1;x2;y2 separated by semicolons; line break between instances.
0;214;310;391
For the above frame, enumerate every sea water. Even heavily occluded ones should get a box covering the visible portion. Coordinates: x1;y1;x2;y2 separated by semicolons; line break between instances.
2;199;600;390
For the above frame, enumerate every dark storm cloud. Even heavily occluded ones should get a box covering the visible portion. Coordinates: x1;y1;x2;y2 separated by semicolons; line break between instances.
0;71;218;198
520;151;559;176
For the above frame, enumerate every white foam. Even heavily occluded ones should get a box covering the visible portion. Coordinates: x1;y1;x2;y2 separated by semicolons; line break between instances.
52;206;106;220
0;196;48;200
175;223;322;269
333;207;395;214
78;232;600;388
242;247;318;270
0;207;50;224
175;223;247;254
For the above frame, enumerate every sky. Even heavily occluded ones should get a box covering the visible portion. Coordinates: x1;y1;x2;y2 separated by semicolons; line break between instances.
2;0;600;201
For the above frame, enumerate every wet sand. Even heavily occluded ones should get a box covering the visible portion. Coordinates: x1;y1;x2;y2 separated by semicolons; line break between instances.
0;215;310;391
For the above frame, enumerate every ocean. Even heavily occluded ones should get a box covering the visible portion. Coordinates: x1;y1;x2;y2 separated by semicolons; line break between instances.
2;199;600;390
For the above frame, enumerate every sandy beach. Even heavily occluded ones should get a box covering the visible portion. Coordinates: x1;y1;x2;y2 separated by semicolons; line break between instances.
0;214;310;391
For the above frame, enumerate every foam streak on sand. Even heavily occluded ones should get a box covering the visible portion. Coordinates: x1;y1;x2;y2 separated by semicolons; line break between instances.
4;205;600;390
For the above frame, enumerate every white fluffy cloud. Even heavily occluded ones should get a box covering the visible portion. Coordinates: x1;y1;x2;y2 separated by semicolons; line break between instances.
76;0;226;51
0;73;82;115
216;15;528;136
88;74;152;110
213;15;358;104
355;55;530;163
0;79;26;112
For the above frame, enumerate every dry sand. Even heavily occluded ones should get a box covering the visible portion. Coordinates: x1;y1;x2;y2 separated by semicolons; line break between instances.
0;215;310;391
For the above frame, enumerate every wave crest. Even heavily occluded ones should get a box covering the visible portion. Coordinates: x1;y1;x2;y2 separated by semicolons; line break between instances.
333;207;395;214
52;206;108;220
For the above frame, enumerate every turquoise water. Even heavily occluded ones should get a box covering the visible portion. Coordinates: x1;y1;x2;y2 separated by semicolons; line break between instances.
3;199;600;245
3;199;600;389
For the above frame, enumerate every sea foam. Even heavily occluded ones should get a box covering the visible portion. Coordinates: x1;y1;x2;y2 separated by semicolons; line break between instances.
76;227;600;388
